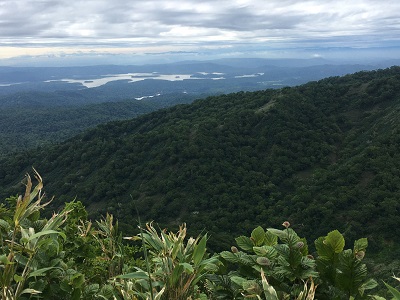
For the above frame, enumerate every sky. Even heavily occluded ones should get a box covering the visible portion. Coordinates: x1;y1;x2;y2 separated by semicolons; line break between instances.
1;0;400;66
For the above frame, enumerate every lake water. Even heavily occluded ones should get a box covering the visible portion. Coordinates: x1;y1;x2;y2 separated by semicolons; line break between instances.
46;73;224;88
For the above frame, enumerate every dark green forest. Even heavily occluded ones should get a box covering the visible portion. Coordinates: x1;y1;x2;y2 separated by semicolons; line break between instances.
0;92;201;156
1;67;400;264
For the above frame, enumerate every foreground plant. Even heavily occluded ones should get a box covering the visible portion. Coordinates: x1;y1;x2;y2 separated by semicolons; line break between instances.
0;170;69;299
315;230;378;299
218;222;318;299
117;222;219;300
383;275;400;299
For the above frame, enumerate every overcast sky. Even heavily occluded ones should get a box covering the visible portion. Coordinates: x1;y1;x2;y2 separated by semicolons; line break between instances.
1;0;400;65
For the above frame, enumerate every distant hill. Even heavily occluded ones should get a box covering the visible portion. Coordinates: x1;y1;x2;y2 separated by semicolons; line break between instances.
0;59;380;156
0;93;201;156
1;66;400;257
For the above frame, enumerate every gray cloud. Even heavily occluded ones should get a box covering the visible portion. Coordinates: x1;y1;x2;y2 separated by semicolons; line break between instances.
0;0;399;61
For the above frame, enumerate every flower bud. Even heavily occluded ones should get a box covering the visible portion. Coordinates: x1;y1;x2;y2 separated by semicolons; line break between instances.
256;257;270;266
282;221;290;228
355;251;365;260
231;246;238;253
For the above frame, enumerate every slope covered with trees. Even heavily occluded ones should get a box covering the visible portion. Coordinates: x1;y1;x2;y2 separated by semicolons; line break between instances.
0;67;400;260
0;92;199;156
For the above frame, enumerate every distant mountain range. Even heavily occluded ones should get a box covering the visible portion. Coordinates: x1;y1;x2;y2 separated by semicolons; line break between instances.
2;58;397;156
1;57;395;98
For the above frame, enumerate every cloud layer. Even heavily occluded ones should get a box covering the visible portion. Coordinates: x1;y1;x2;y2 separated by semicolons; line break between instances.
1;0;400;61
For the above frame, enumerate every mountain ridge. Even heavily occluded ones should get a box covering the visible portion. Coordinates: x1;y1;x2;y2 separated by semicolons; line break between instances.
1;66;400;256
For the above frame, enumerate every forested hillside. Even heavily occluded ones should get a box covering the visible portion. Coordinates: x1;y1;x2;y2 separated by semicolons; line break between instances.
1;67;400;260
0;93;198;156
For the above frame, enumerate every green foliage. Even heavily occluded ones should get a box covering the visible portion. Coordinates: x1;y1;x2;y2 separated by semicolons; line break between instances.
219;222;318;299
315;230;378;299
0;170;71;299
0;171;396;299
1;67;400;264
117;222;219;300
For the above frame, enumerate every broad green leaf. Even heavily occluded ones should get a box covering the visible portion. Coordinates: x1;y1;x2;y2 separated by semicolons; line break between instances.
354;238;368;253
71;288;82;300
267;228;287;240
315;236;333;258
60;280;73;292
251;226;265;246
358;278;377;296
99;284;114;299
264;231;278;246
220;251;240;263
230;276;247;287
253;245;277;259
0;254;10;265
72;273;85;288
117;271;149;280
193;234;207;266
84;283;100;296
253;246;267;256
337;249;367;293
14;274;24;283
325;230;345;253
235;236;254;252
180;262;194;273
0;219;10;230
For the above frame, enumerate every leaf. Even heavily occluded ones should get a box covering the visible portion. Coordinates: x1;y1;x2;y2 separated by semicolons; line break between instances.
358;278;377;296
72;273;85;288
0;254;11;265
230;276;247;287
154;286;166;300
261;269;279;300
315;236;333;259
84;284;100;296
336;249;367;294
264;231;278;246
384;281;400;299
0;219;10;230
325;230;345;253
27;230;61;242
354;238;368;253
253;245;276;258
29;267;58;278
171;264;184;286
117;271;149;280
235;236;254;252
267;228;287;240
220;251;240;263
180;262;194;274
20;288;42;295
251;226;265;246
193;234;207;266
